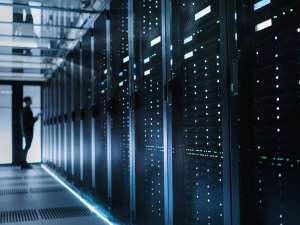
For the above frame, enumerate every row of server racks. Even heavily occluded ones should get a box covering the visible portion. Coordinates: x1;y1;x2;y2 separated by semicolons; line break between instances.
42;0;300;225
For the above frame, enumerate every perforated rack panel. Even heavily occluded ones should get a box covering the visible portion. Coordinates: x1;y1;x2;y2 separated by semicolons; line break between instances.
65;56;72;176
110;0;131;221
134;0;165;224
82;31;93;188
239;1;300;224
172;1;225;225
94;14;109;204
72;47;82;185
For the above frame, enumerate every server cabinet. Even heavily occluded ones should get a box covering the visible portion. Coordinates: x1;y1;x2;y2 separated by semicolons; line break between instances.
58;69;64;171
238;1;300;225
62;66;68;173
110;0;131;221
53;74;58;167
82;31;93;189
49;78;54;165
172;1;231;224
55;73;60;168
42;84;49;163
72;47;82;185
133;0;166;224
65;56;73;178
94;14;109;204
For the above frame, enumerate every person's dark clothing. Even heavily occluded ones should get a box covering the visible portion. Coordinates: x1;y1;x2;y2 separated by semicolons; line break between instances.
20;106;37;164
20;106;37;136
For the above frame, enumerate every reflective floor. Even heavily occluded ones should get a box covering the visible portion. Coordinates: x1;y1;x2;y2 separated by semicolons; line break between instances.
0;166;107;225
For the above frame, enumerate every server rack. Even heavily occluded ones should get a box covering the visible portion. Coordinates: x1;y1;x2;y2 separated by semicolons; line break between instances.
110;0;131;222
65;55;73;178
58;69;64;171
82;31;93;190
94;14;109;205
41;1;300;225
171;1;231;224
238;1;300;225
132;0;168;224
72;46;82;185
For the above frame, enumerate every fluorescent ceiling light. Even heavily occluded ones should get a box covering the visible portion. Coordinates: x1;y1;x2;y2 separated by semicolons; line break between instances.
0;55;63;64
0;71;44;77
0;61;52;69
0;37;50;48
41;165;117;225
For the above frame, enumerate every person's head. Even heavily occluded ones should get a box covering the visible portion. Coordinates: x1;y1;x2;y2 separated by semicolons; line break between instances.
23;96;32;106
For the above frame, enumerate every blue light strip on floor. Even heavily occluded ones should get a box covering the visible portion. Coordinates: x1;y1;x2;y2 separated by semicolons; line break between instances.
41;164;117;225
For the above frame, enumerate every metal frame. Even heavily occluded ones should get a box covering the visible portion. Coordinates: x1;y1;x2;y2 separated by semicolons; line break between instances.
219;0;240;225
106;5;112;207
162;0;173;225
128;0;136;223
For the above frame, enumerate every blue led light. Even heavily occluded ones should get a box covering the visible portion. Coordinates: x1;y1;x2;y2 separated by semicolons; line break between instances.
254;0;271;11
41;164;117;225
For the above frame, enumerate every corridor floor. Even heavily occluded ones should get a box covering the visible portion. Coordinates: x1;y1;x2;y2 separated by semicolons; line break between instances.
0;166;108;225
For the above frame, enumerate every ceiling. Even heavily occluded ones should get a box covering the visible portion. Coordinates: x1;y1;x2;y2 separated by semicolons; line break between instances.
0;0;106;81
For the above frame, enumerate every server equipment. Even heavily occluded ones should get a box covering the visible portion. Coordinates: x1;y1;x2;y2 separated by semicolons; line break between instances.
42;0;300;225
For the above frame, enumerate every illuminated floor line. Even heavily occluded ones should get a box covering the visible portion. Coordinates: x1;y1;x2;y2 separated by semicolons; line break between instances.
42;164;118;225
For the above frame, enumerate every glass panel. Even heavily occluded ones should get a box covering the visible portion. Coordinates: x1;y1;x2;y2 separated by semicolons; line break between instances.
23;85;41;163
0;85;12;164
0;5;13;22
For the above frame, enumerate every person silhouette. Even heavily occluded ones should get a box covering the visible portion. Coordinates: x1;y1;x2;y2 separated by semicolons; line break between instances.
20;96;40;169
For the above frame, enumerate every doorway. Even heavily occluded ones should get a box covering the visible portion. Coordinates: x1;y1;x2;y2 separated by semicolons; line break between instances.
0;85;13;164
0;84;41;165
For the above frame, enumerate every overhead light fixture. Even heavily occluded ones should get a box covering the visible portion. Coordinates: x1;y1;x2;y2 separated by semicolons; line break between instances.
0;55;63;64
0;61;52;69
41;164;117;225
0;37;50;48
0;71;43;77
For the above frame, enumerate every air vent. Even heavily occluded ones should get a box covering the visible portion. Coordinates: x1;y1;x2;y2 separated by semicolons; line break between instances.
24;175;50;179
0;182;27;188
30;187;64;193
38;180;58;185
0;209;39;224
0;176;23;181
39;207;91;220
0;188;28;196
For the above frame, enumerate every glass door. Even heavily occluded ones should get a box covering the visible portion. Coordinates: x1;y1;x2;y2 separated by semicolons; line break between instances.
0;85;13;164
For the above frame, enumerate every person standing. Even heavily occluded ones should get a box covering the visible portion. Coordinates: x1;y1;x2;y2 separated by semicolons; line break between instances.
20;96;40;169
